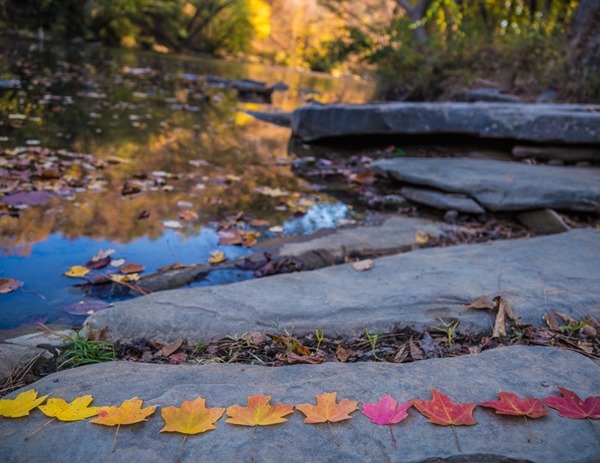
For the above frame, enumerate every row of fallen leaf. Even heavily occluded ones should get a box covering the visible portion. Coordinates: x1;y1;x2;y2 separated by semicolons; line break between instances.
1;388;598;457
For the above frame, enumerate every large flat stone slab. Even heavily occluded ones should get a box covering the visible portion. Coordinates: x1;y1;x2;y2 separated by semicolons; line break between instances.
0;346;598;463
373;158;600;212
87;229;600;343
256;216;459;268
291;102;600;144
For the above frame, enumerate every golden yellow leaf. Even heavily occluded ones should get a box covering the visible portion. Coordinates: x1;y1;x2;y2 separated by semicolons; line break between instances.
110;273;140;283
91;397;156;426
0;390;48;418
225;394;293;426
415;231;430;244
160;397;225;435
64;266;90;278
38;395;99;421
207;251;226;264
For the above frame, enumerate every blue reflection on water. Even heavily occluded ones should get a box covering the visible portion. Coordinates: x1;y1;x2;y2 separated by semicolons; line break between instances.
0;228;251;329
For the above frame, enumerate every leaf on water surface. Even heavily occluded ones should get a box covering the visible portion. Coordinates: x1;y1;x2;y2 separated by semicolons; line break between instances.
162;220;184;229
352;259;373;272
110;259;126;268
84;256;111;270
39;395;99;421
0;278;24;294
178;210;198;221
207;251;226;264
296;392;358;424
480;392;549;418
110;273;140;283
0;390;48;418
411;390;477;426
225;394;293;426
362;395;412;426
160;397;225;434
254;186;289;197
119;263;145;274
543;387;600;419
60;300;109;315
64;266;91;278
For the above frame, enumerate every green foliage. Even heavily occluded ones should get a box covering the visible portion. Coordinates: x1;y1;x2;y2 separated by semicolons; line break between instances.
57;330;116;370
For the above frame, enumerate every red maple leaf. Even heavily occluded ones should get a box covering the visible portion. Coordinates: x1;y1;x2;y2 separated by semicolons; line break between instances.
411;389;477;426
543;387;600;419
480;391;549;419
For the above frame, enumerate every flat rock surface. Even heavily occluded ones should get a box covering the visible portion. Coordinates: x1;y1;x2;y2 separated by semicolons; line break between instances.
0;343;50;384
373;158;600;212
291;102;600;144
400;187;486;214
87;229;600;343
256;216;457;268
1;346;598;463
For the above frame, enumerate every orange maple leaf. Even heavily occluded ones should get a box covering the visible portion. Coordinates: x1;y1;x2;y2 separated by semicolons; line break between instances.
91;397;156;452
160;397;225;434
295;392;358;424
411;389;477;426
225;394;293;426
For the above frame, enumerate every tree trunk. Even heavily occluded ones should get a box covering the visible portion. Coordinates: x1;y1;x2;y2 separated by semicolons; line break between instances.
571;0;600;48
396;0;436;44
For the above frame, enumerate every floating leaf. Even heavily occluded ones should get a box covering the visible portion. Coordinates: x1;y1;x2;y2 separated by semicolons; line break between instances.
296;392;358;424
207;251;226;264
119;263;145;274
178;210;198;221
110;273;140;283
543;387;600;419
64;266;90;278
0;390;47;418
0;278;24;294
255;186;289;197
225;394;293;426
480;391;549;419
163;220;184;229
39;395;99;421
60;300;109;315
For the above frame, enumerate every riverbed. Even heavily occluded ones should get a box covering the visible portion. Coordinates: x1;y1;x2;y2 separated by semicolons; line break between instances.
0;39;375;329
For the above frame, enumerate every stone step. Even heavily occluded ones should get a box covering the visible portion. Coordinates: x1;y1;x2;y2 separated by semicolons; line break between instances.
291;102;600;145
373;157;600;213
87;229;600;343
1;346;597;463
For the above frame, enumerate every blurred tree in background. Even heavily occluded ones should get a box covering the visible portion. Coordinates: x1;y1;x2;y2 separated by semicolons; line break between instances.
0;0;598;100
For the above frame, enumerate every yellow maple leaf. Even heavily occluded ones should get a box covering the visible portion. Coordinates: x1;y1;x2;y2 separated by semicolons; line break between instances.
0;390;47;418
91;397;156;453
64;266;90;278
160;397;225;435
109;273;140;283
38;395;99;421
91;397;156;426
225;394;293;426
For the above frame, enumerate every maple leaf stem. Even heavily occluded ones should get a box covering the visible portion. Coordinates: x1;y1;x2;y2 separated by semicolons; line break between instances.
388;425;398;449
328;421;340;447
24;417;55;441
524;416;531;443
175;434;187;463
588;418;600;443
451;425;461;453
249;425;257;463
112;423;120;453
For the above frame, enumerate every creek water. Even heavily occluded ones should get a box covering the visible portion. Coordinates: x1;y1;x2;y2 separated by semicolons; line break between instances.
0;39;375;329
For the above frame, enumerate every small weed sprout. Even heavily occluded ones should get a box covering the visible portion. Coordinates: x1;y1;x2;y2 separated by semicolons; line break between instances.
432;319;460;347
315;329;325;351
365;329;381;360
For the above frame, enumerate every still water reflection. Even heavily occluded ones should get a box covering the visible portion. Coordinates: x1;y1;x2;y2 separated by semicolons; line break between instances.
0;40;374;329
